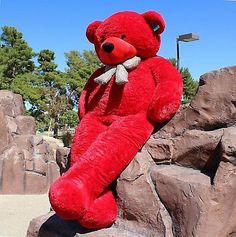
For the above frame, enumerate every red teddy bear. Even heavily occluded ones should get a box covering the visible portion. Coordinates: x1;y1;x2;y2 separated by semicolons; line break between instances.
49;11;183;230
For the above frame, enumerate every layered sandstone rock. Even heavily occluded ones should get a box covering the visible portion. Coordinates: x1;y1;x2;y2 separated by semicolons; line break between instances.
27;66;236;237
0;90;60;194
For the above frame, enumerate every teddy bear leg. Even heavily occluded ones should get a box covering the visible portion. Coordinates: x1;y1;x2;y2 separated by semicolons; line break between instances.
49;113;154;227
79;188;118;229
70;113;107;166
49;113;107;220
49;176;91;220
49;174;118;227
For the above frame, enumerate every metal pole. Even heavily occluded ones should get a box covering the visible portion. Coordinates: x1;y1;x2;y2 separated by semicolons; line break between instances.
176;38;180;71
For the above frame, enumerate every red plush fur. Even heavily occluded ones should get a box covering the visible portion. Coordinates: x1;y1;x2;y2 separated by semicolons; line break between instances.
49;10;183;229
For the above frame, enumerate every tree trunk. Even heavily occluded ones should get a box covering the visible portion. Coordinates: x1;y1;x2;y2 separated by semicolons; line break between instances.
53;115;58;138
48;118;53;136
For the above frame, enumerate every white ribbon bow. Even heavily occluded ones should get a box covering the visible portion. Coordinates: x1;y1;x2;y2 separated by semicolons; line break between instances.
94;56;141;85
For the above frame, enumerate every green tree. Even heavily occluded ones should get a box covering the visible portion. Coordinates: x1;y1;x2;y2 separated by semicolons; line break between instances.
0;26;35;88
38;49;57;73
59;110;78;129
11;72;44;112
0;26;44;121
180;67;198;103
65;50;101;106
0;26;101;136
40;87;69;137
169;58;198;104
37;49;70;137
0;65;5;88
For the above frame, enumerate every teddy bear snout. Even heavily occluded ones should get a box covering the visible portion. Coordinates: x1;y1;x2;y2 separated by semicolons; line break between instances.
97;37;137;65
102;42;114;53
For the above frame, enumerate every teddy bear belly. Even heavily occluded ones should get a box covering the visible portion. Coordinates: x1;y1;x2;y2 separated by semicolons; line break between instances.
86;73;156;116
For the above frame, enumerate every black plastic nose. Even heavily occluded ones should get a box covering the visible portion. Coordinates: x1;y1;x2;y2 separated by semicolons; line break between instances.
102;42;114;53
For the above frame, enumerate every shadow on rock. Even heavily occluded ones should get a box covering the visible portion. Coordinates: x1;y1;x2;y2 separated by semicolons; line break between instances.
27;212;92;237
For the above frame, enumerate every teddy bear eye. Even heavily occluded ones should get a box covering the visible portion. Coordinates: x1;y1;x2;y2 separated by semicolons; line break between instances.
120;34;126;40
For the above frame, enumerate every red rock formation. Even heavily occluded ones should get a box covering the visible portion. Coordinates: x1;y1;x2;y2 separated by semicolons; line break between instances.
0;90;60;194
27;66;236;237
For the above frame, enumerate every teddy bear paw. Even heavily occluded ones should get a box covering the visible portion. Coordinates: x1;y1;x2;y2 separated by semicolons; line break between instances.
79;190;118;229
49;176;91;220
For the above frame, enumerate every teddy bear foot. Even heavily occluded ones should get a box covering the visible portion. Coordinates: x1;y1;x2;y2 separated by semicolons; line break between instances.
49;176;91;220
79;189;118;229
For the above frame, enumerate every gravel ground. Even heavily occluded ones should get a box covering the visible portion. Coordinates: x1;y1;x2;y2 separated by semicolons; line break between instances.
0;194;50;237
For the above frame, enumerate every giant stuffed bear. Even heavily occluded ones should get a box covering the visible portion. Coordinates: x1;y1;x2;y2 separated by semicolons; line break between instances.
49;11;183;230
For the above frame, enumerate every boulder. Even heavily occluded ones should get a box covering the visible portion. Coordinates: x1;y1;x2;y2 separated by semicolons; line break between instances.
41;135;64;159
0;146;25;194
155;65;236;137
171;129;223;171
16;115;36;135
145;129;224;169
0;90;23;117
27;211;91;237
145;137;173;163
220;127;236;165
151;162;236;237
0;111;10;154
27;212;139;237
0;135;60;194
75;228;139;237
5;115;18;136
0;90;60;194
116;150;173;237
56;147;71;174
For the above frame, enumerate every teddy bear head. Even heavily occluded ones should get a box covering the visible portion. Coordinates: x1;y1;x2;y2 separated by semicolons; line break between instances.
86;11;165;65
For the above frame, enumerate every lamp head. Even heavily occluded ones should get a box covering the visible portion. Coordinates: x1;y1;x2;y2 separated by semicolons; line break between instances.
177;33;199;42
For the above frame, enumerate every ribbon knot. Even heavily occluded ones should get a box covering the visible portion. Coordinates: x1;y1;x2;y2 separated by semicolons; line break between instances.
94;56;141;85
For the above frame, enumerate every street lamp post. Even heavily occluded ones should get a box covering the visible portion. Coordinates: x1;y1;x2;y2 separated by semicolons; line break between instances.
176;33;200;70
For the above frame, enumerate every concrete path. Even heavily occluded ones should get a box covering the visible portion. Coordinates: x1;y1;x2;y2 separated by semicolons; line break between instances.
0;194;50;237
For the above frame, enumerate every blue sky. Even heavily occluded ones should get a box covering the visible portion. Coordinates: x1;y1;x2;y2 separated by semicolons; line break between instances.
0;0;235;80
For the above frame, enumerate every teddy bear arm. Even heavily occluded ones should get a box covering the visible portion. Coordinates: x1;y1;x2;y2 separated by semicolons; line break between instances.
147;57;183;123
78;89;87;120
70;113;108;166
78;67;105;120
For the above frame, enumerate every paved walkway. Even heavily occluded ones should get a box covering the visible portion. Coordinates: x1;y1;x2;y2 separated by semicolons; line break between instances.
0;194;50;237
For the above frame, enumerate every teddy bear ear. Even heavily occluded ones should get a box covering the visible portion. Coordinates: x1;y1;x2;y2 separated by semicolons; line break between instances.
142;11;165;34
86;21;102;43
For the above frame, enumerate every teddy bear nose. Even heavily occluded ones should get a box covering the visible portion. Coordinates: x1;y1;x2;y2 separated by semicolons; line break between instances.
102;42;114;53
